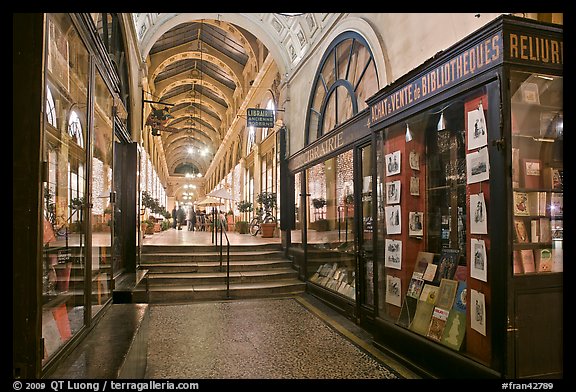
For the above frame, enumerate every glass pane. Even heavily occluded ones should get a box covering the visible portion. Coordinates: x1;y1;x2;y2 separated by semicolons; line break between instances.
336;38;353;80
42;13;89;365
355;60;378;112
322;91;337;134
292;171;303;248
306;149;356;300
510;72;563;275
360;145;374;306
336;85;354;126
91;70;114;315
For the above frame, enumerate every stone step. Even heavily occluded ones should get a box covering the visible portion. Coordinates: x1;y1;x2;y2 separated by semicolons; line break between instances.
147;268;298;286
147;279;306;303
140;259;293;273
140;250;285;263
141;243;283;254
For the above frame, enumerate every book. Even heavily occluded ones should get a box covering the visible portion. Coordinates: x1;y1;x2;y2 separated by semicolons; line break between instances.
520;249;535;273
513;250;524;274
534;248;553;273
436;279;459;310
414;251;435;273
513;218;529;243
513;192;529;216
419;283;440;305
427;307;450;342
551;219;563;240
512;148;520;188
396;295;418;328
550;193;563;217
406;276;425;299
433;248;460;284
454;265;467;282
440;310;466;351
539;217;551;243
527;192;547;216
543;167;563;190
519;82;540;104
410;300;435;336
440;280;467;351
522;159;542;189
552;247;563;272
530;220;540;243
422;263;438;282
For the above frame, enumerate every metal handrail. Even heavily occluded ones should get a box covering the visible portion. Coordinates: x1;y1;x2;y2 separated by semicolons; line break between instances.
215;218;231;299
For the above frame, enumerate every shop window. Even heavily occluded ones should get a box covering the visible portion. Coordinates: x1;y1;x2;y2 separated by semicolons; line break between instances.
42;13;89;366
306;149;356;300
376;82;498;363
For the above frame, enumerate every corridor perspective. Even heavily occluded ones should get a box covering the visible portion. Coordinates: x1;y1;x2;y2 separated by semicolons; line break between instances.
14;13;564;382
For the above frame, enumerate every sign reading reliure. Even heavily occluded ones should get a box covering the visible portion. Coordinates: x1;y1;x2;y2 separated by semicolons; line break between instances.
370;31;503;127
247;108;275;128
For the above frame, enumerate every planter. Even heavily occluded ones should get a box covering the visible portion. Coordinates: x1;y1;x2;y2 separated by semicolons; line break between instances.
236;221;249;234
260;222;276;238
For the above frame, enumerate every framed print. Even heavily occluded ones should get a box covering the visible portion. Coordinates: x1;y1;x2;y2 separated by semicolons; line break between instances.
471;289;486;336
409;150;420;170
409;211;424;237
467;101;488;150
385;150;401;176
385;239;402;270
386;275;402;307
410;176;420;196
466;147;490;184
385;205;402;234
470;193;488;234
470;238;488;282
386;180;401;204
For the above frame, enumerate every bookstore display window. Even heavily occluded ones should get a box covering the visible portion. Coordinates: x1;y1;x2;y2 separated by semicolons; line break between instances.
510;71;563;275
42;13;90;365
376;82;498;362
306;149;357;300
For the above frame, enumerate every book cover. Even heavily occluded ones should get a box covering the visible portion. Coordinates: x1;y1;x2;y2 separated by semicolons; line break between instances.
513;250;524;274
396;295;418;328
513;218;529;243
427;306;450;342
543;167;563;190
534;248;553;273
520;249;535;273
551;219;563;240
452;280;467;313
440;310;466;351
419;283;440;305
539;217;551;243
522;158;542;189
527;192;546;216
410;300;435;336
422;263;438;282
454;265;467;282
552;247;563;272
414;251;435;274
406;276;425;299
550;193;563;217
512;148;520;188
434;248;460;284
513;192;529;216
436;279;459;310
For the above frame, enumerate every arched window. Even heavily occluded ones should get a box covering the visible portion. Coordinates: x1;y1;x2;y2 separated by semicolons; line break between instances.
68;110;84;148
46;86;57;128
247;125;256;155
305;32;379;145
262;98;275;140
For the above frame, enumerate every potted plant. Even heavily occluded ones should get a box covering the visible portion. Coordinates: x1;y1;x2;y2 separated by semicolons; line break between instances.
236;200;253;234
257;192;277;238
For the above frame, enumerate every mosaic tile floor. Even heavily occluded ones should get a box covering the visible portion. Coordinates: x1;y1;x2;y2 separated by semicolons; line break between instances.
145;297;405;379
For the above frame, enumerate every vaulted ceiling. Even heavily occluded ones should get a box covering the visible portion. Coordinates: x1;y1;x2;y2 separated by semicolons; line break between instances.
133;13;341;200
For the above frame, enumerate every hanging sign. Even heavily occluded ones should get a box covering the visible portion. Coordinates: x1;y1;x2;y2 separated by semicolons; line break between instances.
247;108;275;128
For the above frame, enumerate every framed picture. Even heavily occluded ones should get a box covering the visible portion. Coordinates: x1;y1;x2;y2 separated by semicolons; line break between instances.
385;150;401;176
466;147;490;184
519;82;540;104
467;102;488;150
470;193;488;234
385;275;402;307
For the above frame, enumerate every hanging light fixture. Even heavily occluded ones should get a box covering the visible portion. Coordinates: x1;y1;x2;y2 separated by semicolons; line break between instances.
405;123;413;142
437;111;447;131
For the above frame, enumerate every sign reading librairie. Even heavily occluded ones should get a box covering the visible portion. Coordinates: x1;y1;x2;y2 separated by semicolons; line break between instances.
247;108;275;128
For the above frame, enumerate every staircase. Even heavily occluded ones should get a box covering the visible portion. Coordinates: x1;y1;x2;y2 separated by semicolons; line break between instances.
140;243;305;303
